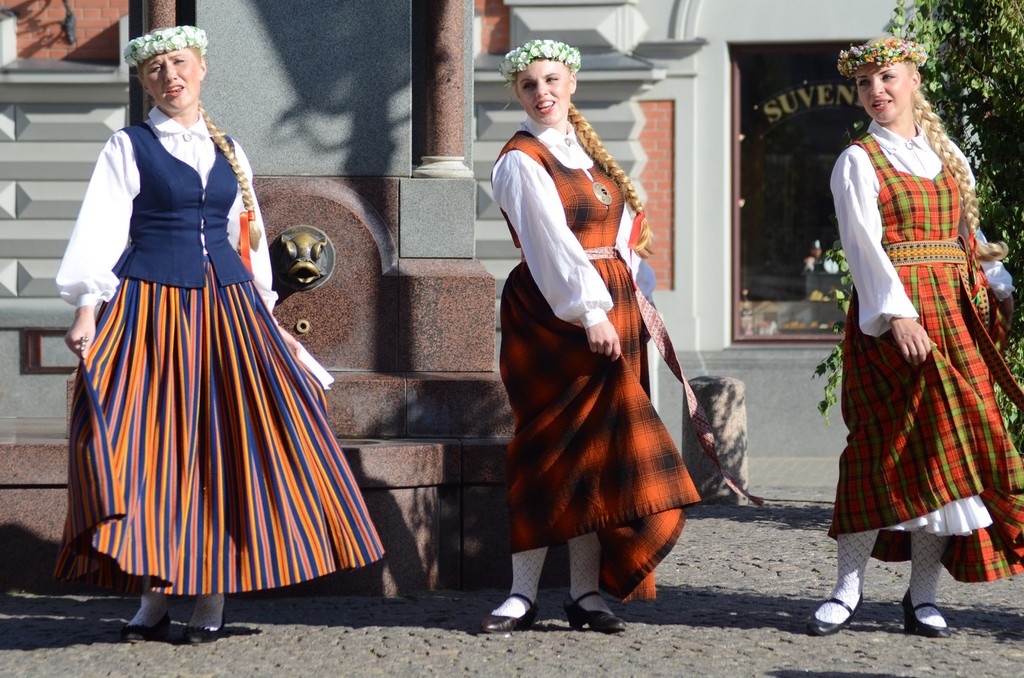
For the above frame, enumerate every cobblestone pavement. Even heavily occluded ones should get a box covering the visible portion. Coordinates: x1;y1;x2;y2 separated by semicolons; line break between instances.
2;501;1022;677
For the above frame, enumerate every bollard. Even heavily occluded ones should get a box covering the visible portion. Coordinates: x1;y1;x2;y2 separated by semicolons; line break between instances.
680;376;750;505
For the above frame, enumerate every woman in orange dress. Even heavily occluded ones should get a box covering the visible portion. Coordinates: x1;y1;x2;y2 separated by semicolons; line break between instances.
807;36;1024;638
479;39;700;635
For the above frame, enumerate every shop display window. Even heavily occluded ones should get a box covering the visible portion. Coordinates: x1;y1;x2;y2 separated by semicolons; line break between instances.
732;45;868;341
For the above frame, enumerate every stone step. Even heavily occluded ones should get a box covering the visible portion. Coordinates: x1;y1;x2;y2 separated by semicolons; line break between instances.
323;371;514;439
53;369;517;443
1;374;750;597
0;424;516;597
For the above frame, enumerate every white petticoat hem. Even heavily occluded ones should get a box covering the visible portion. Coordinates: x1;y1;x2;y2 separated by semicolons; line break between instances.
887;496;992;536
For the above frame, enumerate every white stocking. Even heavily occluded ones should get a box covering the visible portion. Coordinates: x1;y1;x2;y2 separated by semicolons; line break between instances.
492;546;548;618
568;533;611;614
128;577;168;627
909;530;949;628
814;529;878;624
188;594;225;631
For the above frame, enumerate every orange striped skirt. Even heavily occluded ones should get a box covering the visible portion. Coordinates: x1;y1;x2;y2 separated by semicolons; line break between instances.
55;262;384;594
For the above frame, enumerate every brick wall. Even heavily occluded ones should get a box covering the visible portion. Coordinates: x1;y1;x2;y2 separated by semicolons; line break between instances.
638;101;675;289
475;0;509;54
12;0;127;61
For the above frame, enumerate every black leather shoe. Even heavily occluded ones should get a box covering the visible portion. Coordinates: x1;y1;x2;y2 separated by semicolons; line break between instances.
806;597;860;636
902;591;951;638
120;612;171;642
564;591;626;634
479;594;538;634
183;616;225;644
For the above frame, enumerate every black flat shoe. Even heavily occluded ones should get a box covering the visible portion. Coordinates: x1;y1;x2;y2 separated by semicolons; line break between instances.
120;612;171;642
902;591;951;638
806;597;860;636
183;615;225;644
564;591;626;634
479;594;539;634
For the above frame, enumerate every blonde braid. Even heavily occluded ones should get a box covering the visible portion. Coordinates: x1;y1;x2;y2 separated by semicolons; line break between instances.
913;90;1007;261
567;104;654;258
198;101;261;252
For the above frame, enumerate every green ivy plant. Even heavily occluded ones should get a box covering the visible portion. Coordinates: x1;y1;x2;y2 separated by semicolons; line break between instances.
815;0;1024;444
812;240;851;426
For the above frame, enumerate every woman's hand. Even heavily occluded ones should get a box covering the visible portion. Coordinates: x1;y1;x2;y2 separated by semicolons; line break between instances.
890;317;932;366
65;306;97;360
585;321;621;361
276;324;303;357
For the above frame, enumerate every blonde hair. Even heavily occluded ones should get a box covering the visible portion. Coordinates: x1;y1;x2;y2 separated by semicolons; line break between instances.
199;102;261;253
138;47;260;254
912;87;1007;261
566;104;654;258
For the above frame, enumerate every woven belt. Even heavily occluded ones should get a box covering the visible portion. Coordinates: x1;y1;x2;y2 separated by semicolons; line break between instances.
521;246;617;262
584;246;616;260
883;238;966;266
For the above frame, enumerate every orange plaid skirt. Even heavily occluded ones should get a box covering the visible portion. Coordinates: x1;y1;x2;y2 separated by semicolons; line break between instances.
498;133;699;600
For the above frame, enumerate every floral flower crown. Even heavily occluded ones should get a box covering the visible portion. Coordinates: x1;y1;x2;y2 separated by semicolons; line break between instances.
837;36;928;78
124;25;209;67
499;39;582;84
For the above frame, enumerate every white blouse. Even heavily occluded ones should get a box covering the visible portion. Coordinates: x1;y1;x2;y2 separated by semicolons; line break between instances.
831;120;1013;337
491;117;649;328
56;108;277;313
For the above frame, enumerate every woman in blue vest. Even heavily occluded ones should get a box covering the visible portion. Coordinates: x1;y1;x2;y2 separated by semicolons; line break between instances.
54;26;383;643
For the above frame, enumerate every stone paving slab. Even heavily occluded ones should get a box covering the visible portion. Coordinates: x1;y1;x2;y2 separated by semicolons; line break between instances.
2;501;1022;677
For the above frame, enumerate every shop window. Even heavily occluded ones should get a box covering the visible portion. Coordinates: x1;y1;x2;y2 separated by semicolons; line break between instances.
732;45;867;341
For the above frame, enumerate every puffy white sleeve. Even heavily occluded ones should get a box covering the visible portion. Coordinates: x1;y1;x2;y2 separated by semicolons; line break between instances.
225;141;278;314
977;230;1014;301
831;145;918;336
55;132;137;308
492;150;613;327
634;260;656;305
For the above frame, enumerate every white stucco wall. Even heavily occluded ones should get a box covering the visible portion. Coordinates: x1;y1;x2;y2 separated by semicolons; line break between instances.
648;0;895;350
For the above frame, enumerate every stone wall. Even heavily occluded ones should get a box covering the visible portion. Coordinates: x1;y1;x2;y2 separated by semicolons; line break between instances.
0;12;129;418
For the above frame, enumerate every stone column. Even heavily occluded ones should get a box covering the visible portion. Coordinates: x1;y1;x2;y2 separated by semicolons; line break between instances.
145;0;175;30
412;0;472;178
128;0;175;122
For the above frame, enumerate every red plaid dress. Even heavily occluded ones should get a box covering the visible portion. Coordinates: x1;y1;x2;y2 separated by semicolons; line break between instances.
832;134;1024;581
497;132;700;600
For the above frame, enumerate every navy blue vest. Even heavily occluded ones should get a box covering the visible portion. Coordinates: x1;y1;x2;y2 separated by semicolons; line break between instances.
113;122;253;288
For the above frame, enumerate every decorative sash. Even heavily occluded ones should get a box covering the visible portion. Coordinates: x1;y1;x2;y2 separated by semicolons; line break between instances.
238;210;256;274
585;247;764;505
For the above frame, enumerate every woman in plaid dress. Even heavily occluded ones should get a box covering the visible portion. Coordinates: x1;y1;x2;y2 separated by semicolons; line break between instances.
56;26;383;643
478;40;700;635
807;36;1024;638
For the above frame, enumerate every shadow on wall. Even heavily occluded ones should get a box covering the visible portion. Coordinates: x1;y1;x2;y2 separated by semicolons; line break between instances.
8;3;122;62
0;471;446;598
243;450;448;598
0;524;98;596
248;0;410;178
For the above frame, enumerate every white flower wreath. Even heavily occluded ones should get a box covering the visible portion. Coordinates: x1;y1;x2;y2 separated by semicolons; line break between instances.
498;39;581;84
124;25;209;67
